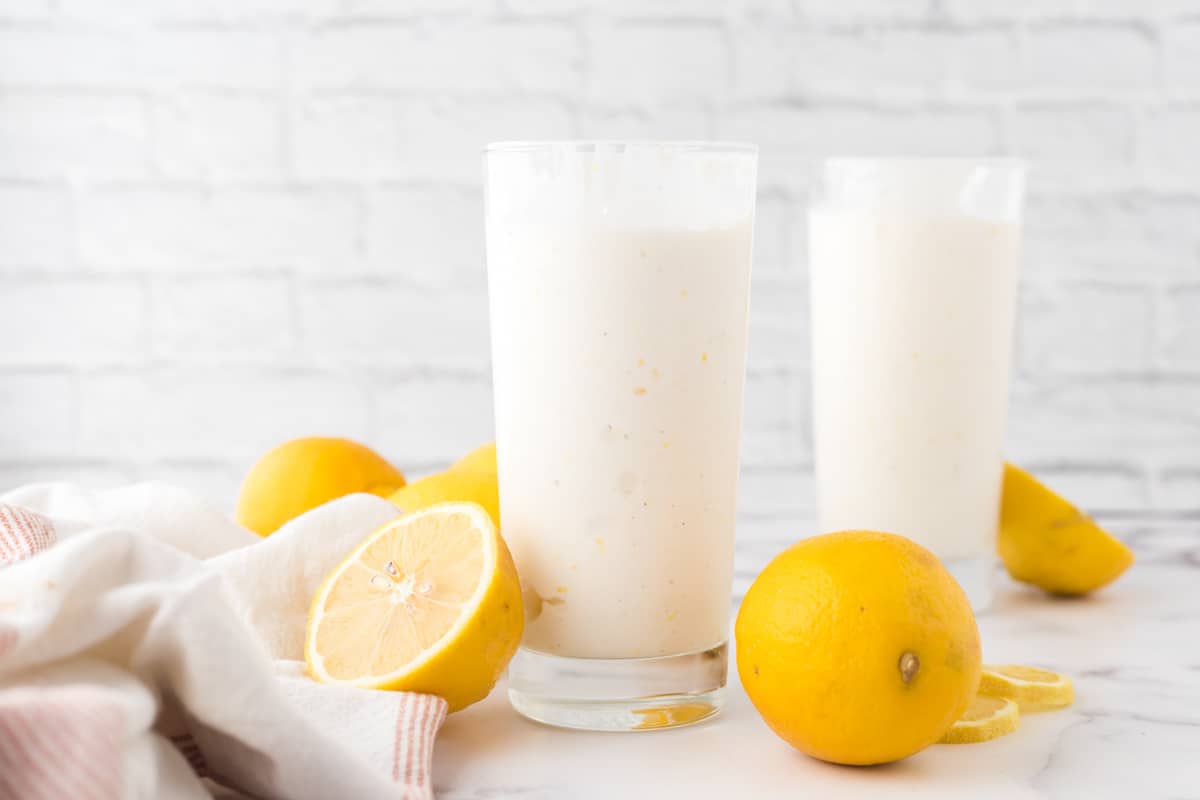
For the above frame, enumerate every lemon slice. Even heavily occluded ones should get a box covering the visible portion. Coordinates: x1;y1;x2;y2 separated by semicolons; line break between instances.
939;695;1019;744
979;665;1074;710
305;502;523;712
999;463;1134;595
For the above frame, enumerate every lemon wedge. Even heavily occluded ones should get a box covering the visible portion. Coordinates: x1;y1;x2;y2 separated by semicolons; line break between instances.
939;695;1019;744
979;665;1074;710
305;502;523;712
999;463;1135;595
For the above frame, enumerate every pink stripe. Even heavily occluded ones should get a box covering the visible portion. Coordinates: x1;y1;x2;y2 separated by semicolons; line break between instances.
9;508;30;553
6;704;101;800
0;689;123;800
57;695;123;798
8;507;33;556
9;707;93;800
0;712;48;800
415;695;429;791
24;508;54;553
426;695;438;791
0;708;77;800
71;700;124;793
392;693;435;791
16;508;53;553
0;508;9;558
0;507;20;562
389;693;445;800
405;695;419;784
0;761;26;800
0;505;55;566
412;696;426;790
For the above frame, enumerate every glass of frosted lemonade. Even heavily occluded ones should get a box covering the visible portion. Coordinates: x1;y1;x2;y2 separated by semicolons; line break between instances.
809;159;1024;612
484;142;757;731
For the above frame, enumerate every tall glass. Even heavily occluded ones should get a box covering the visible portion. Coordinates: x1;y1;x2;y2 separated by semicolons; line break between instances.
809;159;1024;612
485;142;757;731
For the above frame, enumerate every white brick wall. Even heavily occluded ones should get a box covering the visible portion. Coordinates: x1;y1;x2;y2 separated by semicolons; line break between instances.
1;0;1198;520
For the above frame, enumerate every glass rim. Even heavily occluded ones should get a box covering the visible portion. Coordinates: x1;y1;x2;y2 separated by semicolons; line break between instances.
484;140;758;155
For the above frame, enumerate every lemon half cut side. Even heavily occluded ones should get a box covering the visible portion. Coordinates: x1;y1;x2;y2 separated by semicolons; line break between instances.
305;502;523;712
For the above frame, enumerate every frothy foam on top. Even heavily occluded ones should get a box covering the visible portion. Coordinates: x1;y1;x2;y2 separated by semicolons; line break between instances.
485;142;757;230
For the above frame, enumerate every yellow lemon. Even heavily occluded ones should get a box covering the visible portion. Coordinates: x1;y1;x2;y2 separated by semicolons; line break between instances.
451;442;497;477
999;463;1134;595
736;530;982;766
938;695;1019;744
305;502;523;712
388;447;499;528
979;664;1074;710
236;437;406;537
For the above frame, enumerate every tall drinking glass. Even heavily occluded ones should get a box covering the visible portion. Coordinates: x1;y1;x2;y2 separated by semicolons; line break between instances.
809;159;1024;612
485;142;757;731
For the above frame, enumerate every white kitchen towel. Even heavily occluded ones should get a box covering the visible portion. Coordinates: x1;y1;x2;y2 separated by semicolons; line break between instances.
0;483;448;800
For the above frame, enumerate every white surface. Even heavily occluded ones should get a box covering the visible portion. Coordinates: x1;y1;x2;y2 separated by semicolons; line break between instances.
433;520;1200;799
1;2;1198;514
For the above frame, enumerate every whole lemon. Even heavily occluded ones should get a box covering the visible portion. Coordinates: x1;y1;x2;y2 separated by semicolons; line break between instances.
451;441;496;477
389;468;499;528
389;442;500;527
735;530;981;766
236;437;406;536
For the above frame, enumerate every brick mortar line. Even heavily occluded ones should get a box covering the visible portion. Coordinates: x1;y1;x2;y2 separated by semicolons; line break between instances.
4;178;1198;199
0;364;498;379
5;14;1186;33
6;91;1200;121
0;277;1183;293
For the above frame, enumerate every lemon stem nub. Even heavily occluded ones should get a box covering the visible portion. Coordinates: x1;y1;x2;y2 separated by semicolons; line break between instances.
899;651;920;684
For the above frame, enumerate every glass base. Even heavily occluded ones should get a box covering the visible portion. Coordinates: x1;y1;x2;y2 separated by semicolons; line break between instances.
507;642;728;732
944;555;993;613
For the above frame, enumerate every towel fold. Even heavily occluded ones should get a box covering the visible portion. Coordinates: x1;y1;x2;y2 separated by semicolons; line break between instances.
0;482;447;800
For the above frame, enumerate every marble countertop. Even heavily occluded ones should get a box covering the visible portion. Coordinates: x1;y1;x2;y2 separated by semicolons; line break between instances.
433;519;1200;799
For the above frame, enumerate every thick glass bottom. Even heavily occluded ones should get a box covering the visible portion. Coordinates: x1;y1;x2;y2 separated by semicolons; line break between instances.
945;554;994;613
507;642;728;732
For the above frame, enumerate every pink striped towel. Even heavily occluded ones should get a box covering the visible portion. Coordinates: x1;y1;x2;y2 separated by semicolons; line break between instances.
0;483;448;800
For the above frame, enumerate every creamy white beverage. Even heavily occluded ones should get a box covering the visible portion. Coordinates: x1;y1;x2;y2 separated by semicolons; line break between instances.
490;222;752;658
809;160;1024;610
485;143;756;665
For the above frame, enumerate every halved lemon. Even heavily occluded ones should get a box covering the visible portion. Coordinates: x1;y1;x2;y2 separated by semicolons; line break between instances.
939;695;1019;744
305;502;523;712
979;665;1074;710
